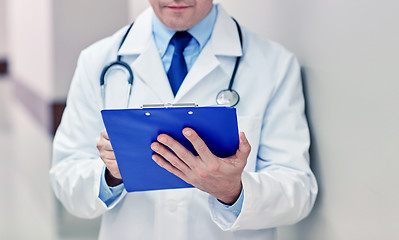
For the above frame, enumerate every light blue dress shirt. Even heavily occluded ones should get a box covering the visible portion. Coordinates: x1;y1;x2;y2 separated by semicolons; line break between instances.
99;4;243;227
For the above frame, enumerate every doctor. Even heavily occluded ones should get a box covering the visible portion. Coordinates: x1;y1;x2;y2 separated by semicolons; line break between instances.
50;0;318;239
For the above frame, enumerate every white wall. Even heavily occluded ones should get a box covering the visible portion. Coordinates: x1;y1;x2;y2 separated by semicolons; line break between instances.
6;0;129;101
0;0;7;57
221;0;399;239
7;0;54;100
128;0;149;20
53;0;129;101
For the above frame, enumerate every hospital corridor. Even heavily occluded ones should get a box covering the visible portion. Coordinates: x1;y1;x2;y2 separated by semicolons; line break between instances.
1;0;399;240
0;76;100;239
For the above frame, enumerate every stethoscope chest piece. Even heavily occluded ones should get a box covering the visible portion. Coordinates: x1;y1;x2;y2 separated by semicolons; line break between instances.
216;89;240;107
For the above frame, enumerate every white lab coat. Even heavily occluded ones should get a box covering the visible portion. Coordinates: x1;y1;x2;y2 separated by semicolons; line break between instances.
50;6;317;240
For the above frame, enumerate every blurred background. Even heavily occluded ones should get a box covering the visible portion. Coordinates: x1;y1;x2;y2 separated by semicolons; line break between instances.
0;0;398;239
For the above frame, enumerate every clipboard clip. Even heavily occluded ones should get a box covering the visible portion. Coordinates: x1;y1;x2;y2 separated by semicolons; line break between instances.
141;103;198;108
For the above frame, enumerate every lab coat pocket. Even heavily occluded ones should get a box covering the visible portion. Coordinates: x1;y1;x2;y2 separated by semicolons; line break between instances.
237;116;262;172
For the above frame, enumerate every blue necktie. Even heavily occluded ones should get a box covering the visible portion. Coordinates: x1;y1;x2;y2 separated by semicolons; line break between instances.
167;31;193;96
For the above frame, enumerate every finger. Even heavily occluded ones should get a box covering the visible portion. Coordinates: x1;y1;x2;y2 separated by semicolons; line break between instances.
182;128;213;161
104;159;118;169
100;150;116;162
100;130;109;140
156;134;197;168
102;140;113;151
151;142;191;172
152;154;189;183
235;132;251;160
97;141;113;152
104;161;121;179
102;155;118;169
97;136;113;151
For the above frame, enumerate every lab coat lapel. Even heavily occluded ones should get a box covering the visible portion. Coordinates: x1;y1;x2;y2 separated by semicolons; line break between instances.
132;42;174;103
174;6;242;102
173;44;219;102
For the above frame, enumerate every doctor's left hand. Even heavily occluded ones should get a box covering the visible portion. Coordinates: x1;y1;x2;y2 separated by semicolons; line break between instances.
151;128;251;205
97;130;123;186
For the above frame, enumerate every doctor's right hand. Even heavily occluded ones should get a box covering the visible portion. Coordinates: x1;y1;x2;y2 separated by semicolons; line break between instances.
97;130;123;186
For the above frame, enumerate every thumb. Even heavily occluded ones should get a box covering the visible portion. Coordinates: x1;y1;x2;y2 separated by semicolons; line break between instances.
236;132;251;160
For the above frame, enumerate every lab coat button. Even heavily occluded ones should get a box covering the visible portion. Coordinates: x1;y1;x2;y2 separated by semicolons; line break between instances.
167;202;178;212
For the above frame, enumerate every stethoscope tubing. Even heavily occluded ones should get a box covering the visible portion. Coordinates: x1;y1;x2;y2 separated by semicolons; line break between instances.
228;18;242;92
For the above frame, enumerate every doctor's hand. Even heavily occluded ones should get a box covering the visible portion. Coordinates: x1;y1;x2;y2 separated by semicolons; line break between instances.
151;128;251;205
97;130;123;186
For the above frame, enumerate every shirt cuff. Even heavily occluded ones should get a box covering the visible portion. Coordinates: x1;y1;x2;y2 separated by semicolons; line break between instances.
99;165;125;207
208;188;244;230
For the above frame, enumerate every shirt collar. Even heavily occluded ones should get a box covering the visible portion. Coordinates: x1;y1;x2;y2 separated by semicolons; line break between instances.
152;4;218;57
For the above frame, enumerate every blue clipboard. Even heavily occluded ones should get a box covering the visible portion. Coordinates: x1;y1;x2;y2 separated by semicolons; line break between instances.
101;106;239;192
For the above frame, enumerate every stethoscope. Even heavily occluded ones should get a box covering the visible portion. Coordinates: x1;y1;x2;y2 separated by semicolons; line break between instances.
100;18;243;108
